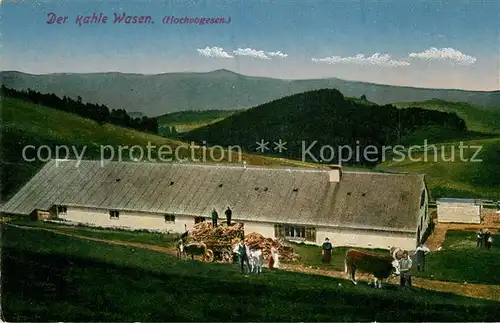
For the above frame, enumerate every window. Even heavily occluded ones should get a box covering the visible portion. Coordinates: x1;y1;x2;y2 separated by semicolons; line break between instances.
164;214;175;223
109;210;119;219
274;224;316;242
57;206;67;215
194;216;205;224
420;190;426;208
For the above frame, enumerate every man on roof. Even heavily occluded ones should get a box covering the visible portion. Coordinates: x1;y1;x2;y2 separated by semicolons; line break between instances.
211;208;218;227
225;206;232;226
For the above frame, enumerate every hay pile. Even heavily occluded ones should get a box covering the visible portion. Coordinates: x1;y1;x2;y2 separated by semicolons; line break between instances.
186;222;298;261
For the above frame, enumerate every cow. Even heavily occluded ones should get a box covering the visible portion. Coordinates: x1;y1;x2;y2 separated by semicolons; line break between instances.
345;249;400;288
247;247;263;274
177;240;211;261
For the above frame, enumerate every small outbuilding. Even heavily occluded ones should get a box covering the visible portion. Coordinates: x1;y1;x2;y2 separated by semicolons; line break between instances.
436;198;481;224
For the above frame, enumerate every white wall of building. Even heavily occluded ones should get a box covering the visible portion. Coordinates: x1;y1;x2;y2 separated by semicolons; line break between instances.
58;206;194;233
55;206;418;250
240;220;275;237
316;227;416;250
437;203;481;224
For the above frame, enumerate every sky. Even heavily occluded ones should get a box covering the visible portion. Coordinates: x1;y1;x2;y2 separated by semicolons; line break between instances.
2;0;499;90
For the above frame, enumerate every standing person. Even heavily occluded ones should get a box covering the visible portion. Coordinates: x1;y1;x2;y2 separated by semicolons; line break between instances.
211;208;218;227
486;236;493;250
483;230;490;249
399;251;413;288
477;229;484;248
321;238;333;264
414;243;430;272
225;206;232;226
268;247;275;270
237;240;250;274
273;247;280;269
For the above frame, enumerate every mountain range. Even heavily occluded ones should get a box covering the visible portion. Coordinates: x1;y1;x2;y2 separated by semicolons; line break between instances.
1;69;499;117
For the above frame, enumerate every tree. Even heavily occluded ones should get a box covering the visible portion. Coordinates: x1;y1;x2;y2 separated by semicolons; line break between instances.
162;126;171;137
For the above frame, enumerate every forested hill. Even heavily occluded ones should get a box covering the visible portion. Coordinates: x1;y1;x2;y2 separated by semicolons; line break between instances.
180;89;469;165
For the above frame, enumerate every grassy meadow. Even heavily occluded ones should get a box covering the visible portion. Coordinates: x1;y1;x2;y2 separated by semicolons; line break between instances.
394;99;500;134
8;218;182;247
2;224;500;322
376;137;500;199
157;109;243;133
413;230;500;285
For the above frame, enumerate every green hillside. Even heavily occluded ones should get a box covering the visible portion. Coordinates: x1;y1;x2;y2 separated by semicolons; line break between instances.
3;225;499;322
0;98;312;202
377;137;500;199
157;109;243;133
394;99;500;134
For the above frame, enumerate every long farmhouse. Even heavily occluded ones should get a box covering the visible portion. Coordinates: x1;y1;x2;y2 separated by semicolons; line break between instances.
0;159;430;250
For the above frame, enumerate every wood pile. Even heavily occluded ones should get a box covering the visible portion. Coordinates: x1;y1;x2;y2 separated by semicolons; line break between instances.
187;222;244;245
244;232;298;261
186;222;298;261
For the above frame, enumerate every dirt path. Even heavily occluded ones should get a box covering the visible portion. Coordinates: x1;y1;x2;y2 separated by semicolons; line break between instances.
6;223;500;302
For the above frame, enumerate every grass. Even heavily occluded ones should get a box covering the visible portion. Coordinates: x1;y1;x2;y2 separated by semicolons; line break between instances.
9;218;180;247
377;137;500;199
394;99;500;134
2;224;500;322
289;242;388;271
157;110;243;133
413;230;500;285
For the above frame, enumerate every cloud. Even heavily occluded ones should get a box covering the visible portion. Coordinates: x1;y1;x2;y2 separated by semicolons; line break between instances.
196;46;288;60
408;47;476;65
233;48;271;59
232;48;288;59
267;51;288;58
311;53;410;67
196;46;234;58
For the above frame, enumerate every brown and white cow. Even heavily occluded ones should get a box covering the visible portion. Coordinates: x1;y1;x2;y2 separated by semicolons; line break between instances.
345;249;400;288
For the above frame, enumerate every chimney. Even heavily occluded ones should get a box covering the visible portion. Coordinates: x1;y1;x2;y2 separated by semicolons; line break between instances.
327;164;342;182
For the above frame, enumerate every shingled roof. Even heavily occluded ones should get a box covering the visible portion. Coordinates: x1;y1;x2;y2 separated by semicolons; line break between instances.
0;159;425;232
